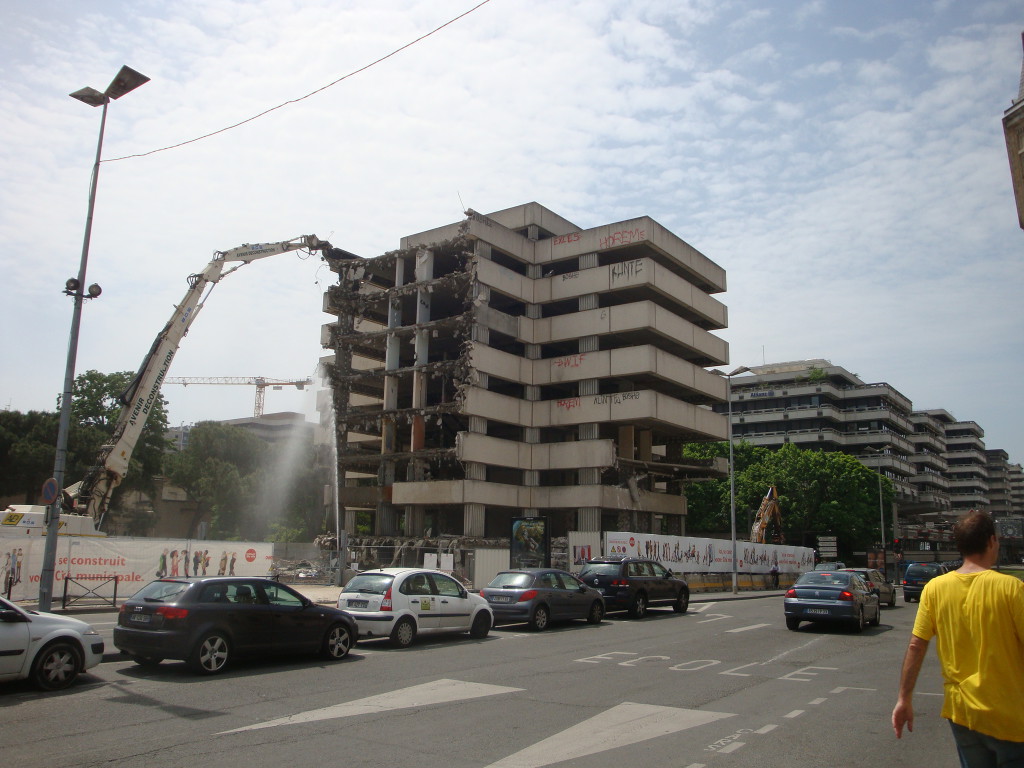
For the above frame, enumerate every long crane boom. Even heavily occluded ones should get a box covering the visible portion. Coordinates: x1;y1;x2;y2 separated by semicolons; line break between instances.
74;235;330;527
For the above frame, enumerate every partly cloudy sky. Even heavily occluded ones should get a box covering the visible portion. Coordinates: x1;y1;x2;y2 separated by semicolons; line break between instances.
2;1;1022;461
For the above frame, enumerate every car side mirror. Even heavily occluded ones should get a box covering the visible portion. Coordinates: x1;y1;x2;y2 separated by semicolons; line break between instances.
0;608;27;623
578;584;587;593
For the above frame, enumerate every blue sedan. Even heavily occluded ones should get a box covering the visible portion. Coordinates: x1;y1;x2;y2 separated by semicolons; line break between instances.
784;570;881;632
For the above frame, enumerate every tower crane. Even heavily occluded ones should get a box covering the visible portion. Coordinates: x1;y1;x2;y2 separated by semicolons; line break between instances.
165;376;313;417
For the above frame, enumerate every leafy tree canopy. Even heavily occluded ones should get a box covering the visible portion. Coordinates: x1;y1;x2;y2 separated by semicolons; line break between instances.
0;370;169;505
684;442;893;559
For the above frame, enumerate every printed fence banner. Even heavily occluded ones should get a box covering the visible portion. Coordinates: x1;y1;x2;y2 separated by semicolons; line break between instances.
604;531;814;574
1;534;273;603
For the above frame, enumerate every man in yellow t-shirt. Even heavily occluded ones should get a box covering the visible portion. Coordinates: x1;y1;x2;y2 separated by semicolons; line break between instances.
892;510;1024;766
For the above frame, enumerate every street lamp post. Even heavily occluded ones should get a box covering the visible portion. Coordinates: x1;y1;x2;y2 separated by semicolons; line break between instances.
863;446;889;581
38;66;149;611
711;366;750;595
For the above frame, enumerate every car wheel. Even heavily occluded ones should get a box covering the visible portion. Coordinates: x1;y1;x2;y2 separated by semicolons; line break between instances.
530;605;550;631
31;641;81;691
851;608;865;633
322;623;353;660
128;653;164;667
889;592;896;608
673;589;689;614
785;617;800;631
904;595;913;603
470;612;491;639
869;605;881;627
629;592;648;619
189;632;231;674
586;600;604;624
390;617;417;648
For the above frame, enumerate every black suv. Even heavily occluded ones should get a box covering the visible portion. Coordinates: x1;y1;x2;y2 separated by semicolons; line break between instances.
577;557;689;618
901;562;947;603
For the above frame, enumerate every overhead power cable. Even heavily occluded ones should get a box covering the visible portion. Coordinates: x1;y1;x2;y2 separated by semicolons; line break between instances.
107;0;493;163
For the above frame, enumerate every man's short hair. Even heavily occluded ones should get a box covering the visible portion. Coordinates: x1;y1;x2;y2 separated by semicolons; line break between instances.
953;510;996;557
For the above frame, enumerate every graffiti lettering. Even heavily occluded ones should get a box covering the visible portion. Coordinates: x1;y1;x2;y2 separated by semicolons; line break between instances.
560;271;579;281
551;233;581;246
609;258;644;284
599;227;646;250
556;397;582;410
553;354;585;368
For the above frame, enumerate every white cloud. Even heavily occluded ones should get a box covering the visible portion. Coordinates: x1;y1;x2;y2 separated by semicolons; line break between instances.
1;0;1022;466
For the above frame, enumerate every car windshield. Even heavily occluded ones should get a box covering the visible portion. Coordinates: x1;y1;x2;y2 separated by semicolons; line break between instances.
132;579;191;602
796;572;851;586
342;573;395;594
906;565;942;578
579;563;620;577
487;572;534;589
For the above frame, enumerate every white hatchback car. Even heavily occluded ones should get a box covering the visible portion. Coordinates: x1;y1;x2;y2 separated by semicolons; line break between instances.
0;596;104;690
337;568;492;647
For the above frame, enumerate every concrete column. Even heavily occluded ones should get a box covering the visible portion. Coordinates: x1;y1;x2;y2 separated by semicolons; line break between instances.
576;507;601;531
379;257;404;537
469;415;487;433
464;502;486;537
638;430;653;462
618;426;635;460
411;249;432;454
404;505;425;535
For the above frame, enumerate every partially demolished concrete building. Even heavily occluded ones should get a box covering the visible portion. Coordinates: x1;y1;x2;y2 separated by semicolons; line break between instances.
320;203;730;540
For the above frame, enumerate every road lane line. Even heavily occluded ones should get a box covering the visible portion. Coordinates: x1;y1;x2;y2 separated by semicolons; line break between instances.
719;741;745;753
725;623;770;633
784;710;805;718
755;724;777;734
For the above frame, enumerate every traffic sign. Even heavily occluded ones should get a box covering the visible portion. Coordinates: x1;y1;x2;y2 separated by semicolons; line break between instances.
41;477;59;505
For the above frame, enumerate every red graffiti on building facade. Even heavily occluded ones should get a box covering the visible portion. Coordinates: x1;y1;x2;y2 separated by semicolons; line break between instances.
599;227;646;250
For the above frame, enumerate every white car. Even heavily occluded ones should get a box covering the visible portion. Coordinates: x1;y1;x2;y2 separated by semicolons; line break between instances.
337;568;492;647
0;596;104;690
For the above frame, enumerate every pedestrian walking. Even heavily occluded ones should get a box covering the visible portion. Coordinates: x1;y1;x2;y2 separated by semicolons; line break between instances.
891;509;1024;766
769;562;779;589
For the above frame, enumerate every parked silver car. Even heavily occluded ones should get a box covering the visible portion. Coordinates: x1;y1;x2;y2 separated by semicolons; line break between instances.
480;568;604;630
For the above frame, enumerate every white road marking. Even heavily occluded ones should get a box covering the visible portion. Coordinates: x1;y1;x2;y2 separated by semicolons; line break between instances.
688;603;716;612
725;623;771;633
831;686;877;693
719;741;745;754
761;636;823;664
755;724;778;734
684;764;707;768
698;614;732;623
217;678;523;734
809;698;827;705
784;710;805;718
483;702;735;768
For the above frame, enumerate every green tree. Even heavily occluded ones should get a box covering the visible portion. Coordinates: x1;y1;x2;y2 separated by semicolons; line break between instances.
164;422;267;539
0;410;60;502
0;370;169;507
683;442;893;560
680;441;768;533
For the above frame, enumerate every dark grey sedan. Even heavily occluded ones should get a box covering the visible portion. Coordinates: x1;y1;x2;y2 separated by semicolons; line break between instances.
784;570;881;632
480;569;605;631
841;567;897;607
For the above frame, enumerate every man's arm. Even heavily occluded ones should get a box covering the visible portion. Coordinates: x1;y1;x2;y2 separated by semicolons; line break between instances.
892;634;929;738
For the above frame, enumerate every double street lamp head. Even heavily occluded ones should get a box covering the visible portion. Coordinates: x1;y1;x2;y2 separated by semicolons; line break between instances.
70;65;149;107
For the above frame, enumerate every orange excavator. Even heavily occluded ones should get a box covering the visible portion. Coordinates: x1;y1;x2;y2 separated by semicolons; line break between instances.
750;486;784;544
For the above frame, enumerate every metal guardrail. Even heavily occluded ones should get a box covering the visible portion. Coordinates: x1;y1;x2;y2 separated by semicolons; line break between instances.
61;575;119;609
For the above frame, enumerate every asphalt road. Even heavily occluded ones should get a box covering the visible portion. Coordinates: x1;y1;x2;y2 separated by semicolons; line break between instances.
3;595;958;768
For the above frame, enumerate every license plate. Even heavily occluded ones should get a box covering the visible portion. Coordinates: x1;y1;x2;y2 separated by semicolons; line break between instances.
129;614;151;624
347;599;369;609
490;595;512;603
806;608;830;615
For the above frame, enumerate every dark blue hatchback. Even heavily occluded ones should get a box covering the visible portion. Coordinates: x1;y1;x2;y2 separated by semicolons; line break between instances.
901;562;946;603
